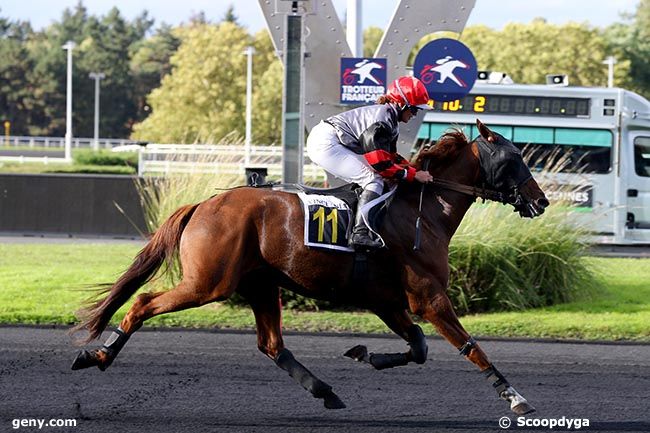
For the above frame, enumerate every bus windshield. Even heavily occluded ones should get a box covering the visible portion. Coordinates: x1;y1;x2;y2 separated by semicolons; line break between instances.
419;123;613;174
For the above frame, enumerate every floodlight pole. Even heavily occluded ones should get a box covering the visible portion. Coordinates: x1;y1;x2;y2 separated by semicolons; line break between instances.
346;0;362;57
281;1;304;184
88;72;105;151
602;56;617;88
243;46;255;166
62;41;76;161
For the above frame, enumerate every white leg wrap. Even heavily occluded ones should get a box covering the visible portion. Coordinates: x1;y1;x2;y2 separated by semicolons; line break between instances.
501;386;528;410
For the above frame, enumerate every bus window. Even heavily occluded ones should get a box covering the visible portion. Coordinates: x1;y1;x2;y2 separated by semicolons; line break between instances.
513;127;612;174
413;123;470;156
428;123;452;140
427;123;472;140
634;136;650;177
488;125;513;140
417;123;430;140
420;123;612;173
552;128;612;173
555;128;612;147
414;123;431;151
513;126;553;144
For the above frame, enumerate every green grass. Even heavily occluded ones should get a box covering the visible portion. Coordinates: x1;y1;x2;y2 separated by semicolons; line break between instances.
0;148;137;175
0;243;648;341
1;145;64;151
0;161;135;175
460;257;650;340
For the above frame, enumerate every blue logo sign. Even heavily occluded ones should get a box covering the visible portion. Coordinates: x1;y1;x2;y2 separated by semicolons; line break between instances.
340;57;387;104
413;38;477;102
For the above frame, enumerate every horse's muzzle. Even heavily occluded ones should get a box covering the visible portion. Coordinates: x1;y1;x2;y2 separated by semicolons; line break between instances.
520;197;549;218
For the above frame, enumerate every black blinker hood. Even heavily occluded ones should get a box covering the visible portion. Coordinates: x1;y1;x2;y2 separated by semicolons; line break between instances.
475;134;532;191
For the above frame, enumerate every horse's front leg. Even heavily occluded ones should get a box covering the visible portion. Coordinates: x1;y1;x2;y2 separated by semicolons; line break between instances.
241;282;346;410
412;292;536;415
344;309;428;370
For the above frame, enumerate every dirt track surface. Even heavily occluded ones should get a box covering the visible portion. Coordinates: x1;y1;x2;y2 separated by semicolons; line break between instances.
1;326;649;433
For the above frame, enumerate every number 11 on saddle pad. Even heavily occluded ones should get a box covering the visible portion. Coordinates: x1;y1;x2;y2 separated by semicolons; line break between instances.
298;193;354;252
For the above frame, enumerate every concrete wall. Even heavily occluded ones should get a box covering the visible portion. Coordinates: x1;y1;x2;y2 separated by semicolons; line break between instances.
0;174;147;238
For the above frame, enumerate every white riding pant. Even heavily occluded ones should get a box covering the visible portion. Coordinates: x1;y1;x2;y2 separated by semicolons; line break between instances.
306;121;384;195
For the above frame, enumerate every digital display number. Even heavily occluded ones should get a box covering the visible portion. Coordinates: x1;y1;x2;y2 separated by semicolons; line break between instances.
428;94;590;117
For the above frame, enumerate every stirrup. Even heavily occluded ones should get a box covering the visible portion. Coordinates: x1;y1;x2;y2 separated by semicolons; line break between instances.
351;231;383;250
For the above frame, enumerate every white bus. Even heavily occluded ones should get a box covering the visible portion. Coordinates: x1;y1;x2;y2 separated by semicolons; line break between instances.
418;82;650;245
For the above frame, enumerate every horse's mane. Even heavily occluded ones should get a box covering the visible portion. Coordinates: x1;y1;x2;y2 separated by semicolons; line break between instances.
414;129;470;170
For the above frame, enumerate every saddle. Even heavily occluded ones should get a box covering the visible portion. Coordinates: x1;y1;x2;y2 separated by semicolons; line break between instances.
248;182;392;253
297;183;360;209
295;184;359;252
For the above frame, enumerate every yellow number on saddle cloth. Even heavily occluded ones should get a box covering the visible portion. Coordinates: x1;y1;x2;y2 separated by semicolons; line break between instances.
298;193;354;252
312;207;338;243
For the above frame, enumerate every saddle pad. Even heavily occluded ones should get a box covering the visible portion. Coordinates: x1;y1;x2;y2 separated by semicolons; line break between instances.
297;193;354;252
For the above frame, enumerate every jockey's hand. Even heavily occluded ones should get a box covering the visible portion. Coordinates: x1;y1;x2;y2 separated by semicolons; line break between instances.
414;170;433;184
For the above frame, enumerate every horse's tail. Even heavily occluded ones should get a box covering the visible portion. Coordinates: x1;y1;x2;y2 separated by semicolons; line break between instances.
72;203;200;343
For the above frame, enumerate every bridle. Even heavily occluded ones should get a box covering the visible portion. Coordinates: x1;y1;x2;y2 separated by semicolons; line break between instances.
418;154;523;207
412;144;530;250
427;177;515;205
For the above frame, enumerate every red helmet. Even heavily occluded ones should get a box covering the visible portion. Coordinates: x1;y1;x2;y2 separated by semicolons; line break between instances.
386;76;431;109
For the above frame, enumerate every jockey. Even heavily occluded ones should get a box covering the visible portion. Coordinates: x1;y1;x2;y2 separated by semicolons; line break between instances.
307;75;434;250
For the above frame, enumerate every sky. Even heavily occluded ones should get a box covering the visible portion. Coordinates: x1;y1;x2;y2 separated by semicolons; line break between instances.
0;0;640;33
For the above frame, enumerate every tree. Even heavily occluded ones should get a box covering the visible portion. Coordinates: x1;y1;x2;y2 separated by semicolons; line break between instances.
251;29;282;144
130;24;181;125
222;5;239;25
250;61;282;144
132;22;251;143
363;26;383;57
17;3;148;137
603;0;650;97
74;8;155;137
0;2;161;138
459;20;622;87
0;15;36;135
602;22;635;91
628;0;650;96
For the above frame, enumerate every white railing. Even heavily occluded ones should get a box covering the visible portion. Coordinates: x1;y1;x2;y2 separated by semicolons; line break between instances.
0;135;140;149
138;143;327;182
0;138;328;181
0;155;70;164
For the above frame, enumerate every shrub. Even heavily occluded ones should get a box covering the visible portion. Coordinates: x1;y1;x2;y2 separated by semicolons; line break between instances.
49;165;136;175
73;149;139;168
447;203;596;314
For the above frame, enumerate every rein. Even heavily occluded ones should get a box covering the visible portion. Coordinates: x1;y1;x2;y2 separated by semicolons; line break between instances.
411;155;516;251
418;148;515;205
428;178;510;204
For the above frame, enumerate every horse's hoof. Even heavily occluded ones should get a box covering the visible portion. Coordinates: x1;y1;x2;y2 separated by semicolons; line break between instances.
71;350;100;371
344;345;369;363
512;401;536;415
323;391;346;409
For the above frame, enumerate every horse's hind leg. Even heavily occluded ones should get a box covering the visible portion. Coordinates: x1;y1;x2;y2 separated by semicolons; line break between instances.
344;309;428;370
72;279;225;371
416;292;535;415
240;280;345;409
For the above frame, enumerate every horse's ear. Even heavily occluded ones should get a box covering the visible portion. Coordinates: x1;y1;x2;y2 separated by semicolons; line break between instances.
476;119;496;143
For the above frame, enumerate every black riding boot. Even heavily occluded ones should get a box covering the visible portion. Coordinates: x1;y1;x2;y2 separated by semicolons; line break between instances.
350;189;383;250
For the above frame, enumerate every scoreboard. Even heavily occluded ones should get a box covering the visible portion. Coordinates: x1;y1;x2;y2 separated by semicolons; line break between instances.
428;94;591;117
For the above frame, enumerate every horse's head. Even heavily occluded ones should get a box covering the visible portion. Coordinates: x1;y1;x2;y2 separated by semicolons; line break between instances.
474;120;549;218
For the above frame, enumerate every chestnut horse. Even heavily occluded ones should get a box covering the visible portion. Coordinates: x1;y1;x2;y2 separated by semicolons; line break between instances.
71;120;548;415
